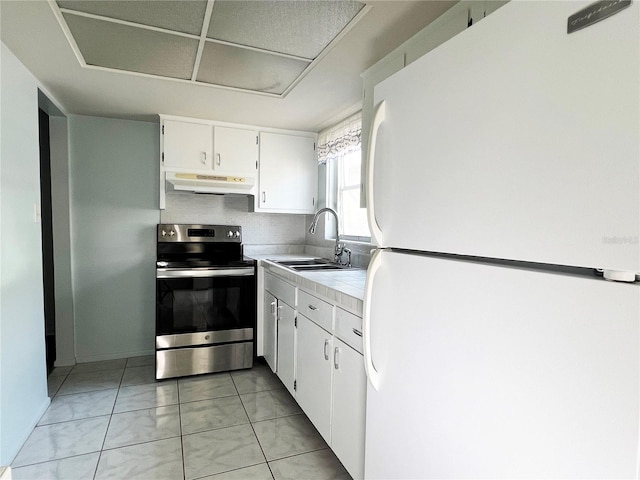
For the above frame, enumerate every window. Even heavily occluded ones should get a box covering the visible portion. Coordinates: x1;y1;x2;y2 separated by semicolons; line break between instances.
318;112;370;242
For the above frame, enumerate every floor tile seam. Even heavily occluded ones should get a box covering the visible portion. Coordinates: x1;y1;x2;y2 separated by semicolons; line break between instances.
236;391;272;474
266;446;331;464
102;431;183;452
37;410;116;428
30;413;112;432
180;417;252;437
178;392;241;405
112;400;180;415
67;368;125;377
237;386;288;400
188;461;274;480
11;450;103;470
55;386;118;397
188;459;271;480
248;412;305;427
265;445;331;463
177;378;188;480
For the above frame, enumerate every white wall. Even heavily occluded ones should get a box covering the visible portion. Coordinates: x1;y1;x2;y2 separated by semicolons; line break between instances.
69;115;159;362
0;43;50;465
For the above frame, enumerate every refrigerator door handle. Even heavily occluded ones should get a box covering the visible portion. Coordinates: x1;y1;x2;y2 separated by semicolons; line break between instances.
366;100;386;246
363;248;383;390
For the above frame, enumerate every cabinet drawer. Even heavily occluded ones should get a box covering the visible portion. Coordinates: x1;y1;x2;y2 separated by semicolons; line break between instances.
264;272;295;307
298;290;333;332
335;308;363;354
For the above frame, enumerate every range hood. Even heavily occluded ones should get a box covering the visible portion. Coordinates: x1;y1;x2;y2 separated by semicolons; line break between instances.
165;172;256;196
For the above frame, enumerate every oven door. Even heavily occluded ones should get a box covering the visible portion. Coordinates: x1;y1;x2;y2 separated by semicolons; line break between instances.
156;266;256;346
155;266;256;379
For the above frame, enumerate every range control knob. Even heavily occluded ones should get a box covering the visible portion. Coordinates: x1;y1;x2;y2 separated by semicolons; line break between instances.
169;230;175;237
227;230;234;238
161;230;166;237
235;231;241;238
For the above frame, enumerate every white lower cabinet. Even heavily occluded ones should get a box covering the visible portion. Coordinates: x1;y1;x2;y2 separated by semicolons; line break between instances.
331;338;366;480
260;267;366;480
295;313;333;442
276;301;296;396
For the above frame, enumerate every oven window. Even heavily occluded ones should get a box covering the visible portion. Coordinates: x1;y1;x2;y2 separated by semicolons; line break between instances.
156;275;256;335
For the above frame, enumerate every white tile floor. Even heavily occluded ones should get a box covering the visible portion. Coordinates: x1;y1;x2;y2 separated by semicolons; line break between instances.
12;357;351;480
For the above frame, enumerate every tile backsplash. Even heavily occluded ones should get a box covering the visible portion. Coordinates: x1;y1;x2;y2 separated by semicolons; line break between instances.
160;192;306;245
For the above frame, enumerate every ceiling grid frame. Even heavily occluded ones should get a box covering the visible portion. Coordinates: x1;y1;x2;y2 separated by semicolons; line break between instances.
48;0;371;98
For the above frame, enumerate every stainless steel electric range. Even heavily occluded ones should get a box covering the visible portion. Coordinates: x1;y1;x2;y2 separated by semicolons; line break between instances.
155;224;256;380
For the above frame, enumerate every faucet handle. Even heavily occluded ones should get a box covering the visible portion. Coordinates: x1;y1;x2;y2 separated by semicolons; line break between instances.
343;248;352;267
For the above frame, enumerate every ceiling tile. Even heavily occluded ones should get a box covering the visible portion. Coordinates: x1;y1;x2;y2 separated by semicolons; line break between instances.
57;0;207;35
196;42;310;94
63;13;199;80
207;0;365;59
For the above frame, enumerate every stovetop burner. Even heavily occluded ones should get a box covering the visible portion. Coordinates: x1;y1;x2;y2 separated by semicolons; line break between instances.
156;224;249;268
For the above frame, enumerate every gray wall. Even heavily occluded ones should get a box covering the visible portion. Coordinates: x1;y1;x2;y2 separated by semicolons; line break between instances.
69;115;159;362
50;116;75;366
161;192;307;246
0;43;49;465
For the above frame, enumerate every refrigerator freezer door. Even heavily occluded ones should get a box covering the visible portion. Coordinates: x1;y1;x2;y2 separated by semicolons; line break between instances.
364;250;639;479
369;0;639;272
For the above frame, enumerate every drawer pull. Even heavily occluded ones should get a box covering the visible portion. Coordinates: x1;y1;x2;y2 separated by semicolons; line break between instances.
352;328;363;337
308;305;318;311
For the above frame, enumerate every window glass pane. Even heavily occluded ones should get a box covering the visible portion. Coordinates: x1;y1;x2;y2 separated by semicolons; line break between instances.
337;148;370;239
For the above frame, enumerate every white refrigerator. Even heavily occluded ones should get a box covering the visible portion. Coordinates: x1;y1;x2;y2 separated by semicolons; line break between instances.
363;1;640;478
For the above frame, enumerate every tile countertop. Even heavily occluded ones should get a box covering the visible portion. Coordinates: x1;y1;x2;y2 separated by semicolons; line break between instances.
248;254;367;317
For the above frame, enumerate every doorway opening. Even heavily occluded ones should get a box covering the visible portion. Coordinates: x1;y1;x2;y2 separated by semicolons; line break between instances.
39;108;56;374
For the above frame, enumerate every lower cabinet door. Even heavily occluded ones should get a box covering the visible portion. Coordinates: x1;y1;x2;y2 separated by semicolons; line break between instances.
276;301;296;396
331;338;366;480
296;314;332;442
263;291;277;372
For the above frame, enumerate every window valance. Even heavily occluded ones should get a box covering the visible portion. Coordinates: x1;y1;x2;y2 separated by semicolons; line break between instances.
317;111;362;164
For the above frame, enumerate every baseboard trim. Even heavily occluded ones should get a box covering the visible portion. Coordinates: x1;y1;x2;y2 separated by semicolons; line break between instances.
75;349;154;364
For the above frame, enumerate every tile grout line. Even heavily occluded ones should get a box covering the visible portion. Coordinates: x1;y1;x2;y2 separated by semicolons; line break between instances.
93;364;126;479
232;370;277;480
177;378;187;480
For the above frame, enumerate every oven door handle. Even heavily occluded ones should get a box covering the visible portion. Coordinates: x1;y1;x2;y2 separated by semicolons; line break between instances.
156;267;254;279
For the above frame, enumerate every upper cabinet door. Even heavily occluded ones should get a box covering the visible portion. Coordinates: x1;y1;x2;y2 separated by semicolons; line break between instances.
213;126;258;177
162;120;212;171
257;132;317;214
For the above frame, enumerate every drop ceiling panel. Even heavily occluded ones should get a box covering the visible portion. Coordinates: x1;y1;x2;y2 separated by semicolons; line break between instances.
57;0;207;35
197;42;310;95
207;1;365;59
63;13;198;80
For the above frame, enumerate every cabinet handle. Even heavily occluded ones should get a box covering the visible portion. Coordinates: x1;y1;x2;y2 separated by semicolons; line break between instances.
308;305;317;311
262;192;266;203
216;153;221;166
352;328;362;337
324;339;329;360
334;347;340;369
270;301;276;315
201;152;207;165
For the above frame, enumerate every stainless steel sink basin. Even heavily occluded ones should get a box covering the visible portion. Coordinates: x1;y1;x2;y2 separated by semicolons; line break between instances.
269;258;348;271
290;264;345;271
274;259;331;266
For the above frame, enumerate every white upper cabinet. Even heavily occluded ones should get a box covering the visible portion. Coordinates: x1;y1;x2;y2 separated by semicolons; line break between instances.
159;114;317;212
213;126;258;177
162;119;213;171
256;132;317;214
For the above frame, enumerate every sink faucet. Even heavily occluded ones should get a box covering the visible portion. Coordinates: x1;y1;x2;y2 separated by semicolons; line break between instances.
308;207;346;264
